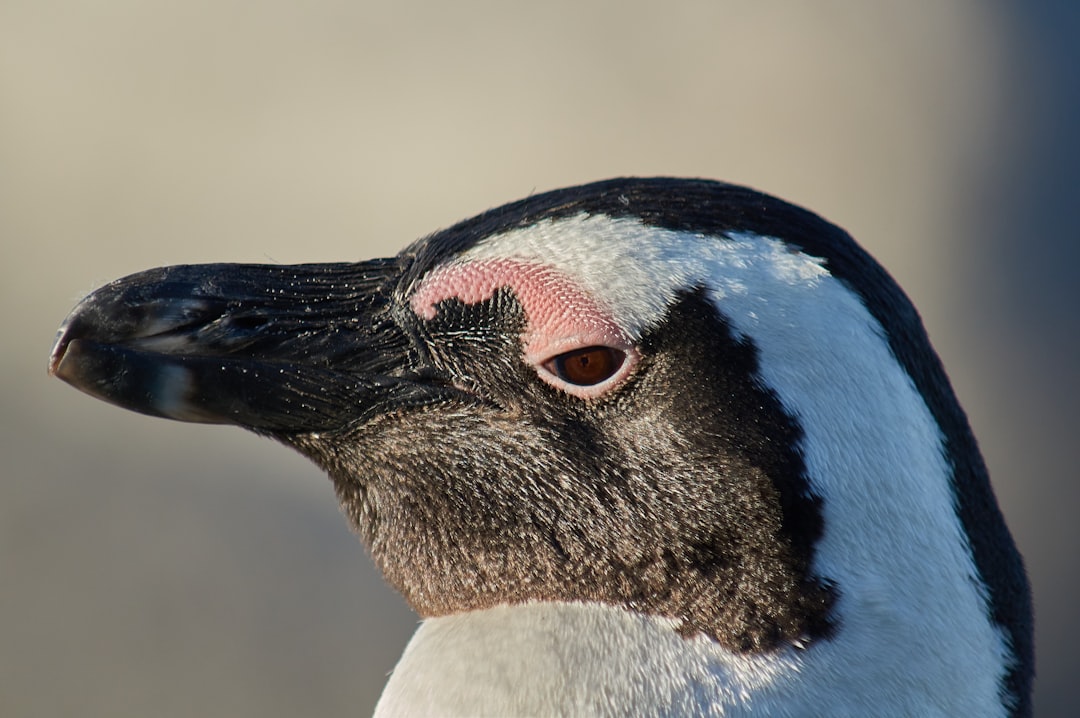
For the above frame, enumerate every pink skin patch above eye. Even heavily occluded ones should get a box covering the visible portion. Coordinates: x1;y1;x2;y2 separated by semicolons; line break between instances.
410;258;638;395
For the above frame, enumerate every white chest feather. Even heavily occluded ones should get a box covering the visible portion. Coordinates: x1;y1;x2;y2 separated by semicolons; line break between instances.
375;601;1007;717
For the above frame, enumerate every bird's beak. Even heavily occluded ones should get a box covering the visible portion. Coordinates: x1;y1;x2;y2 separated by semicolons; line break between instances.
49;260;445;434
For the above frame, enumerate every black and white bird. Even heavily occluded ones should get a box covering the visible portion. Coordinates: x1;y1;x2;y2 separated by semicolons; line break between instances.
50;178;1032;716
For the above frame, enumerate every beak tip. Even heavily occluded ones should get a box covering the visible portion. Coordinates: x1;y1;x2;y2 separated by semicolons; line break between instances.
48;321;75;379
47;337;96;391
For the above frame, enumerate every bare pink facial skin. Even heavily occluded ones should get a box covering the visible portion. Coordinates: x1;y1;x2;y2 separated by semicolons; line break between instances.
410;258;639;398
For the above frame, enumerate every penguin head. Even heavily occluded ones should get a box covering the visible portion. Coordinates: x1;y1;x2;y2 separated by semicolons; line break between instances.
49;177;1032;712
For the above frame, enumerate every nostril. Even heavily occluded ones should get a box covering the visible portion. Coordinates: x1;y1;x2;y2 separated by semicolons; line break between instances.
226;314;271;331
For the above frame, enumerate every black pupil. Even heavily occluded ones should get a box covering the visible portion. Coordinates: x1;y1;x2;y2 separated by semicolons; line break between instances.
553;346;623;386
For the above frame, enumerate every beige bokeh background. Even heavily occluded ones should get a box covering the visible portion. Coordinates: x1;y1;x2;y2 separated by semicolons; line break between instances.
3;2;1076;715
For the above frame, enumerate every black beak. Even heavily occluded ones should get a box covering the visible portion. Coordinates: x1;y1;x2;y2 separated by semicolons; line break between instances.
49;259;446;434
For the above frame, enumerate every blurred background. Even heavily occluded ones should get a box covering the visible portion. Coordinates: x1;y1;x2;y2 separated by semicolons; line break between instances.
2;2;1077;715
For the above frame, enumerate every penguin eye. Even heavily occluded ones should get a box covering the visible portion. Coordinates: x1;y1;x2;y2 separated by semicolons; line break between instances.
545;346;626;387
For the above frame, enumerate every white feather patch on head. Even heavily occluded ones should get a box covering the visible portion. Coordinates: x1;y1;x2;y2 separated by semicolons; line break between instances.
449;213;833;342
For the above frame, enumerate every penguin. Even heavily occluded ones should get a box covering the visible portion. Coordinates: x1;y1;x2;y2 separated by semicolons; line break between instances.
49;177;1032;716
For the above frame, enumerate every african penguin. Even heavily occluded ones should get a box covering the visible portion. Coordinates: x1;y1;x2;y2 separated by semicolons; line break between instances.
50;177;1032;716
